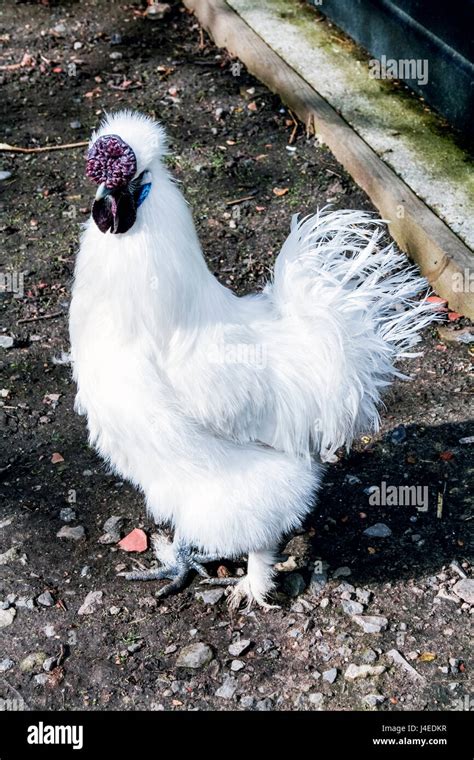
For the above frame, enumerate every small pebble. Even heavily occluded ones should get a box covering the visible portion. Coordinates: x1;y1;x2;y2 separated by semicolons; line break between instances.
323;667;338;684
59;507;76;523
37;591;55;607
0;658;14;672
57;525;85;541
176;643;213;669
230;660;245;672
352;614;388;634
228;639;251;657
215;677;237;700
363;523;392;538
78;590;103;615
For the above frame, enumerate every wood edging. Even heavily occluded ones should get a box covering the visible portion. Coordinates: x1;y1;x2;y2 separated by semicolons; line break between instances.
182;0;474;318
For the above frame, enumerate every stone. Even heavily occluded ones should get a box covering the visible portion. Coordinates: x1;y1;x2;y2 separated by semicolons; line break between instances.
363;523;392;538
342;599;364;615
282;572;306;597
16;596;35;609
363;693;386;707
78;590;103;615
0;335;14;348
34;673;50;686
215;677;237;699
361;648;378;664
42;657;57;672
57;525;85;540
99;515;125;544
323;667;338;684
231;660;245;672
0;547;19;565
176;643;213;669
344;664;386;681
0;608;16;628
333;566;352;578
352;615;388;633
308;692;324;707
20;652;47;673
59;507;76;523
37;591;55;607
127;641;144;654
356;588;372;604
228;639;251;657
195;588;225;605
240;695;255;709
391;425;406;444
256;698;274;711
0;658;14;672
453;579;474;605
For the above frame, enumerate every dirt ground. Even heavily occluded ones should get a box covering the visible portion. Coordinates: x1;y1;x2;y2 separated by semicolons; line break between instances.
0;0;472;712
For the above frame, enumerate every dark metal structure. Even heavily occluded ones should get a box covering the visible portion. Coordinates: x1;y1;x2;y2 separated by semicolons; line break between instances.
309;0;474;138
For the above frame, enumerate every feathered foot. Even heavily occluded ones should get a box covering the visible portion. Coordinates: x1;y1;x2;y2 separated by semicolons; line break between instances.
202;549;280;611
118;532;220;598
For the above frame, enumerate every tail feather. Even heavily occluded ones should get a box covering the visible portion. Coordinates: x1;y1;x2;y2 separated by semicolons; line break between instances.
270;207;442;458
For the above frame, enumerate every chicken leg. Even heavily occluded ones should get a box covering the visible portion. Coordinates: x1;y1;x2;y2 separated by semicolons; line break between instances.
118;532;221;598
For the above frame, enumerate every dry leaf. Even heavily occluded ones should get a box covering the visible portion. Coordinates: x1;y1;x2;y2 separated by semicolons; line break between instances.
273;187;289;197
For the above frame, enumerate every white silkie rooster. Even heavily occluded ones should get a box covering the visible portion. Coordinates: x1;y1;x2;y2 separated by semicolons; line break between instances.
69;111;437;609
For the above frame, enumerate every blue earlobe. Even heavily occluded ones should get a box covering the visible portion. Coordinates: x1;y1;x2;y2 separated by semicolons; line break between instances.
137;183;152;207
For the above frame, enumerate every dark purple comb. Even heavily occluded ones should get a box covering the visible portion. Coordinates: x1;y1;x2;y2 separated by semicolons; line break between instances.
86;134;137;189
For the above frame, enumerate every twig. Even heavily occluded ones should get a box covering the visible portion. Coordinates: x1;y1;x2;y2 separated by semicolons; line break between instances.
17;311;63;324
0;141;88;154
226;194;256;206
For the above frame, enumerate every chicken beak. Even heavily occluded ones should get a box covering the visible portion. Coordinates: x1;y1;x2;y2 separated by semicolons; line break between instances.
95;182;111;202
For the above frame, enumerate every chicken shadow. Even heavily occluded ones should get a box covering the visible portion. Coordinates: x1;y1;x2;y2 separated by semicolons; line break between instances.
295;420;473;587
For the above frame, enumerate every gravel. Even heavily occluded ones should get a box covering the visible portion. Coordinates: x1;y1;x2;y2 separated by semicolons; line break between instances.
256;697;274;711
56;525;85;540
453;578;474;605
0;658;14;672
342;599;365;615
363;523;393;538
176;643;213;669
215;676;237;699
195;588;226;605
282;572;306;597
308;692;324;707
37;591;55;607
352;615;389;633
77;590;103;615
59;507;77;523
333;566;352;578
344;664;386;681
228;639;252;657
322;667;338;684
0;608;16;628
363;693;386;707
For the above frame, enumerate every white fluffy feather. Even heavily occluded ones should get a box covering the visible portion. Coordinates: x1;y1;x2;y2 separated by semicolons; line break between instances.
69;111;438;607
